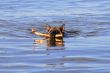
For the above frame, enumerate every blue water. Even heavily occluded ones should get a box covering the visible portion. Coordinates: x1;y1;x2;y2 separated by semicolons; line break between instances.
0;0;110;73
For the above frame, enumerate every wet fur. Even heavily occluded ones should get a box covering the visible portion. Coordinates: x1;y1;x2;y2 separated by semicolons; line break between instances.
32;24;65;47
31;24;65;38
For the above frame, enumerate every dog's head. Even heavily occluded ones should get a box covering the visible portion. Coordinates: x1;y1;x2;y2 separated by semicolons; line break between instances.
45;24;65;35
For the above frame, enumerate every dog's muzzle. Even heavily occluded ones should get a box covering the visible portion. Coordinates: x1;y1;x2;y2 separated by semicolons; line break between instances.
50;30;60;35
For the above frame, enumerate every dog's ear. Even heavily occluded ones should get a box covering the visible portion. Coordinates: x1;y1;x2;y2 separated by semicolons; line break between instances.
60;24;65;31
45;24;51;31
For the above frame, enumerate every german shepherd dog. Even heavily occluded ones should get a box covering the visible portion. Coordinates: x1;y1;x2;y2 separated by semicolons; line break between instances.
31;24;65;47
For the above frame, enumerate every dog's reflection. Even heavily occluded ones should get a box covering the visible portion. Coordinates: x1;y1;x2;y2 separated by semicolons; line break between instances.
47;37;64;47
34;37;64;47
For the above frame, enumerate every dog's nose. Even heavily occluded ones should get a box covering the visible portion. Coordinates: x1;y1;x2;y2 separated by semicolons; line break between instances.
50;30;59;34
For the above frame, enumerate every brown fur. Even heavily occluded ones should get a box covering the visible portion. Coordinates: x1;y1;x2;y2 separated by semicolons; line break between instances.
32;24;65;47
31;24;65;38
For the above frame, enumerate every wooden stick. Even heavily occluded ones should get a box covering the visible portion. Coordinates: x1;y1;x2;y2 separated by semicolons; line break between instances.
32;28;63;38
34;31;50;37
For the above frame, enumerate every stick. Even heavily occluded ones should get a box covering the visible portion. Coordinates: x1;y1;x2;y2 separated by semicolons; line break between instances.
31;28;63;38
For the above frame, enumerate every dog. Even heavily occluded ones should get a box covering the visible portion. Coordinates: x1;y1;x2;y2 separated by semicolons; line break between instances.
31;24;65;38
31;24;65;47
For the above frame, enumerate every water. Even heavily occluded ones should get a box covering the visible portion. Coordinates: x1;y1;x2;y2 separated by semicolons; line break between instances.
0;0;110;73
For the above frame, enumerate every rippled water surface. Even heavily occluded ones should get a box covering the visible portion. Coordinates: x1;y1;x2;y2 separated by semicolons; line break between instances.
0;0;110;73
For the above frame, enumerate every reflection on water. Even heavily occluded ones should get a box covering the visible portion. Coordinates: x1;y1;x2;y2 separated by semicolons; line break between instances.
0;0;110;73
35;37;64;48
0;37;110;73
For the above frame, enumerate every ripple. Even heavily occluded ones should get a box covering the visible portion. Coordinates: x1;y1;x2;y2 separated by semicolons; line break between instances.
0;0;110;73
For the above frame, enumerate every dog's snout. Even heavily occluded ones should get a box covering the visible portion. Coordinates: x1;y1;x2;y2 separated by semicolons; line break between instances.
50;30;59;34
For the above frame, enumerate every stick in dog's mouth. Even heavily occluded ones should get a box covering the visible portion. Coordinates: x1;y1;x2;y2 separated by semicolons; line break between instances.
31;24;65;47
31;24;65;38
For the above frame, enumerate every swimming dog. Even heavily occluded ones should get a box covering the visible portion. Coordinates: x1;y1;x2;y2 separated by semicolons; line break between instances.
31;24;65;47
31;24;65;38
